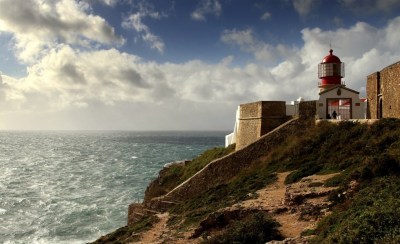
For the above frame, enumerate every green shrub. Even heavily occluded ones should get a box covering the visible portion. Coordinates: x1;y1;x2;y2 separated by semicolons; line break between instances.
204;212;283;244
285;164;322;184
301;228;316;237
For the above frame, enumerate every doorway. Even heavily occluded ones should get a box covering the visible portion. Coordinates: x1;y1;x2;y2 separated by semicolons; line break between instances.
327;98;352;119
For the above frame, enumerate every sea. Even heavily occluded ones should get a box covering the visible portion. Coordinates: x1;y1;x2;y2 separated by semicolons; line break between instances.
0;130;227;244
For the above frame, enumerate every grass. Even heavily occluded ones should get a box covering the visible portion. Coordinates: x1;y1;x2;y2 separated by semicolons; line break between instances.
203;212;283;244
91;215;158;244
123;118;400;242
168;168;278;228
168;118;400;236
312;176;400;243
144;144;235;201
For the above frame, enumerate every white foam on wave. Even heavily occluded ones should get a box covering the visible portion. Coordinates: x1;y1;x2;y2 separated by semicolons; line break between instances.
0;208;6;214
131;156;138;159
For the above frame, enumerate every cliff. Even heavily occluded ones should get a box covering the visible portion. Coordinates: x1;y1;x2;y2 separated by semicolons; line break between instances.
93;118;400;244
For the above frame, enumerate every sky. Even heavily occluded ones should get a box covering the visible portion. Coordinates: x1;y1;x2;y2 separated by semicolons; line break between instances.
0;0;400;131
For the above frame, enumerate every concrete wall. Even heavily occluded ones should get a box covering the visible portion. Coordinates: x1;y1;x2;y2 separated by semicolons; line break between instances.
235;101;287;150
367;61;400;119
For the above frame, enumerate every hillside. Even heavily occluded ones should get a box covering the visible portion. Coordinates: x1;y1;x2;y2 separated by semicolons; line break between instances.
94;118;400;243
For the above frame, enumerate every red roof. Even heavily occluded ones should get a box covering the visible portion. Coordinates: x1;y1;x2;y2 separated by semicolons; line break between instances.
322;49;341;63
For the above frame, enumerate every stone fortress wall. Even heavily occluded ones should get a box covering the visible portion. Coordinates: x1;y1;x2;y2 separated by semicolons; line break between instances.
367;61;400;119
235;101;288;150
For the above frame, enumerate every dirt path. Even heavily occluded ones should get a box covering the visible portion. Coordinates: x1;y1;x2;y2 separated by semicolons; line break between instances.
133;212;169;244
133;172;339;243
231;172;339;238
133;212;199;244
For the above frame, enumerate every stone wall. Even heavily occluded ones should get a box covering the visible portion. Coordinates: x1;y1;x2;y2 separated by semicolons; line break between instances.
367;72;379;119
150;117;314;205
380;61;400;118
235;101;287;150
367;61;400;119
299;100;317;118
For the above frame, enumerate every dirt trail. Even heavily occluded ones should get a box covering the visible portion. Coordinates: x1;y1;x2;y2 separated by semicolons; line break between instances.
133;212;198;244
134;212;169;244
230;172;339;238
133;172;339;243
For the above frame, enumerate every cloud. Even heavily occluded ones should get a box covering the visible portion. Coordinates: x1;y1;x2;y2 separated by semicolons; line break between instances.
292;0;319;18
122;2;167;53
191;0;222;21
0;0;124;63
122;12;165;53
221;16;400;100
0;44;284;114
221;28;255;47
220;28;294;63
1;10;400;130
261;12;271;21
98;0;118;6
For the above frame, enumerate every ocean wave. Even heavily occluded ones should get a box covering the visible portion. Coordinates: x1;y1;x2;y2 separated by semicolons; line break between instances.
0;131;224;243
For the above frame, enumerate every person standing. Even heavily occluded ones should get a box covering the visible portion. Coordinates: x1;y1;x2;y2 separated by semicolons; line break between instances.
332;110;337;119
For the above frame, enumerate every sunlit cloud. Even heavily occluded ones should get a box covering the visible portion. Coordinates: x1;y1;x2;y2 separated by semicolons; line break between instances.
0;0;124;63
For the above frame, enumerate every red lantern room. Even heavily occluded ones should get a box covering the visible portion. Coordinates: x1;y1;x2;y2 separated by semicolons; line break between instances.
318;49;345;92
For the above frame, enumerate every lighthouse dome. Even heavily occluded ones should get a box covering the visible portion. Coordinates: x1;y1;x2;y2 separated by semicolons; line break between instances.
318;49;345;89
322;49;341;63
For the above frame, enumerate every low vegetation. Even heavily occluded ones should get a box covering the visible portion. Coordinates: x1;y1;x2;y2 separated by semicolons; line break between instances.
98;118;400;243
93;215;158;244
204;212;283;244
313;176;400;243
168;167;277;228
144;144;235;201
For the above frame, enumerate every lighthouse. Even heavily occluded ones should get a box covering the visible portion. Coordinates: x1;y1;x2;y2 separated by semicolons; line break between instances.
317;49;365;120
318;49;345;92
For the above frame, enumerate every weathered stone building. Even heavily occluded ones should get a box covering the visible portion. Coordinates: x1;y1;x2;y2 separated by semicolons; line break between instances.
367;61;400;119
